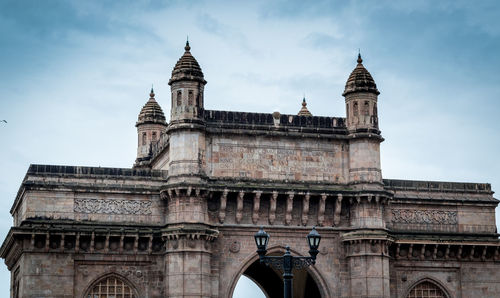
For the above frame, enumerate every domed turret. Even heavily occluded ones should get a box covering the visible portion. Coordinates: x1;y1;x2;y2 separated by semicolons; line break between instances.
137;88;167;125
343;54;380;132
342;54;383;187
343;54;379;96
169;41;206;85
169;41;207;125
135;88;167;165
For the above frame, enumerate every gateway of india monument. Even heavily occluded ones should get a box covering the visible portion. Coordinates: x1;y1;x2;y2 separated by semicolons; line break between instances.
2;41;500;298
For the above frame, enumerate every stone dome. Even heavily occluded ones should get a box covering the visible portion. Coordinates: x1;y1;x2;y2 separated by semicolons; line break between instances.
342;54;380;96
168;41;206;85
136;88;167;126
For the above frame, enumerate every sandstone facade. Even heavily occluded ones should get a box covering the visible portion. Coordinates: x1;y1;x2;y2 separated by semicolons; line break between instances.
2;43;499;298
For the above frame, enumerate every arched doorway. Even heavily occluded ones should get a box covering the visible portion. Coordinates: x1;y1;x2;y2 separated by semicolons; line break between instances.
232;251;323;298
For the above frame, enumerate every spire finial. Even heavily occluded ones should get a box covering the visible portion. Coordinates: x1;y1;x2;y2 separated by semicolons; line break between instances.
298;95;312;116
357;51;363;64
150;85;155;99
185;36;190;52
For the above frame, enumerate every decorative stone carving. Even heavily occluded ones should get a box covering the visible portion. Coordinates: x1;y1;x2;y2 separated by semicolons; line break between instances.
219;189;229;224
236;191;244;224
252;192;261;224
334;194;342;226
285;192;294;225
301;193;310;226
318;194;326;226
391;209;457;225
229;241;240;253
74;198;152;215
269;191;278;225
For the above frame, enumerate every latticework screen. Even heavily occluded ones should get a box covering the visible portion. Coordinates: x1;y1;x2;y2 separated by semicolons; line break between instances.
86;276;135;298
407;281;446;298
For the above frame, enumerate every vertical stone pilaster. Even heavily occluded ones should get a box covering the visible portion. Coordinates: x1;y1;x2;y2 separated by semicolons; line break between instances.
343;234;392;298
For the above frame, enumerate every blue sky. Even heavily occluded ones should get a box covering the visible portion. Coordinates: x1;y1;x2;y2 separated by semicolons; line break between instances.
1;0;500;296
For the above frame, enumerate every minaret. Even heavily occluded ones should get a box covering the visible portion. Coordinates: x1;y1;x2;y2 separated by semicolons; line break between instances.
343;54;383;188
135;87;167;166
167;41;207;180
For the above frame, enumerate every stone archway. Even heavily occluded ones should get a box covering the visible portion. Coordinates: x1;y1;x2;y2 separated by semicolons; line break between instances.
230;246;325;298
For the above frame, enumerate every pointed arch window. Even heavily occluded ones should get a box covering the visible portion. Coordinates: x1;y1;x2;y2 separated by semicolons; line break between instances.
86;275;137;298
407;280;448;298
353;101;359;117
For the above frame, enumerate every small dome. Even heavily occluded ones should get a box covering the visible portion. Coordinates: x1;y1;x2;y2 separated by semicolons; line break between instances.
136;88;167;126
342;54;379;96
169;41;206;85
298;97;312;116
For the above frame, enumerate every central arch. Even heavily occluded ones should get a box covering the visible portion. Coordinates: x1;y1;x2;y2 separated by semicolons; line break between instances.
229;246;330;298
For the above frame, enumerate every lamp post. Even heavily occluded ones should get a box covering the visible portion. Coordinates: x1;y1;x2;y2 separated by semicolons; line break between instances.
254;226;321;298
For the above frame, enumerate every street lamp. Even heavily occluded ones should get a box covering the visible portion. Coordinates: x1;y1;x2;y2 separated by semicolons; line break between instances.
254;226;322;298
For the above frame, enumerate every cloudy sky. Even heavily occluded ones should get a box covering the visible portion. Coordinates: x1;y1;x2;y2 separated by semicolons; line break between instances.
1;0;500;296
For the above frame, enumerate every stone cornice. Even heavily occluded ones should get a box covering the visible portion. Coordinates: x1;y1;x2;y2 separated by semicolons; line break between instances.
0;220;219;270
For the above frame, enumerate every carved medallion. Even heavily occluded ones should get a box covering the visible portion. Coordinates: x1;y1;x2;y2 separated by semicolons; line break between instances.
229;241;240;253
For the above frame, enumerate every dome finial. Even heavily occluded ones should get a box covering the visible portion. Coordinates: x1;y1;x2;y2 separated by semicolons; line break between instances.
150;85;155;99
185;36;190;52
357;50;363;64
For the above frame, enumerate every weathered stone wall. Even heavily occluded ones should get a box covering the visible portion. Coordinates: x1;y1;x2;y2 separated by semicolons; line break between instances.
391;259;500;298
74;254;165;298
206;134;349;183
385;179;497;234
15;253;74;298
15;190;165;225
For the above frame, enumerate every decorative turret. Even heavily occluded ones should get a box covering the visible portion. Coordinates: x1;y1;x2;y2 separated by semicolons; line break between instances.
297;97;312;116
343;54;383;188
165;41;208;180
168;41;207;126
135;87;167;165
343;54;380;133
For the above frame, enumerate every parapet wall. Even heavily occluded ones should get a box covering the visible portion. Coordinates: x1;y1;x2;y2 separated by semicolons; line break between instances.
384;179;498;235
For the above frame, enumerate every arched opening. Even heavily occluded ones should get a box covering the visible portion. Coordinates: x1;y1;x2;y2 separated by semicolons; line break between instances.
233;275;266;298
406;279;449;298
232;252;323;298
84;274;138;298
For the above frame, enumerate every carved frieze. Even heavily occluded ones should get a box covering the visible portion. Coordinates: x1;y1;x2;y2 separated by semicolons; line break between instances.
392;209;457;225
74;198;152;215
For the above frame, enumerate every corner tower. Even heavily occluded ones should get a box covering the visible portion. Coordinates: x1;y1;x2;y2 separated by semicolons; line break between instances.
135;88;167;166
166;41;207;180
343;54;383;188
168;40;207;126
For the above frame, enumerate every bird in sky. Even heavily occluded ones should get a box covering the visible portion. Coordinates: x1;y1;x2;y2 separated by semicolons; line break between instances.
1;120;6;123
